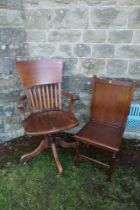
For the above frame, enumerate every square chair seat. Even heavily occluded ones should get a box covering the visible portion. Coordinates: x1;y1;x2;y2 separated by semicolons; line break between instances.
75;121;123;152
23;110;79;136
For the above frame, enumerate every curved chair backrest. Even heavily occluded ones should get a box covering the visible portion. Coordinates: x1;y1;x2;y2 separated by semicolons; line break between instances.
16;59;63;113
91;76;136;128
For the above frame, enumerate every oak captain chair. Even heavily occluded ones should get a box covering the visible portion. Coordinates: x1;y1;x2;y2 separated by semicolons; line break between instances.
75;76;135;181
16;59;79;174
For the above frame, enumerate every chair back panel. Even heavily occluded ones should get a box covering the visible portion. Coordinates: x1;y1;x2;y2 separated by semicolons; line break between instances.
26;83;61;112
91;77;135;127
16;59;63;113
16;59;63;87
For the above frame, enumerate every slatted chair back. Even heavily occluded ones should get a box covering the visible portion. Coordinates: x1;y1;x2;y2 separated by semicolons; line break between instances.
91;76;135;128
16;59;63;112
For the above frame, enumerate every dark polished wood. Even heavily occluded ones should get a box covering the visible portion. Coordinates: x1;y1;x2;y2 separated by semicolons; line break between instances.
16;59;79;173
20;139;50;163
22;111;79;136
75;76;135;181
16;59;63;87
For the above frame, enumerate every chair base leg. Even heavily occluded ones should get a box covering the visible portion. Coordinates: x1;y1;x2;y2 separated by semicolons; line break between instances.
20;139;50;163
20;135;76;174
51;142;63;174
56;137;76;148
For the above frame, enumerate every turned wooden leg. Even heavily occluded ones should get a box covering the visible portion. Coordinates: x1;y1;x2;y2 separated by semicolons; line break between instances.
20;139;49;163
56;137;76;148
75;141;80;167
51;142;63;174
107;152;117;181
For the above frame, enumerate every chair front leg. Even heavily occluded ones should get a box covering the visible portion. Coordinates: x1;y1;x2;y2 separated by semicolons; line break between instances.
75;141;80;167
108;152;117;181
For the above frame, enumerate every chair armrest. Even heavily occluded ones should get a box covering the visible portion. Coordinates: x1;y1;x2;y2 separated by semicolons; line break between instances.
17;95;27;121
62;90;79;113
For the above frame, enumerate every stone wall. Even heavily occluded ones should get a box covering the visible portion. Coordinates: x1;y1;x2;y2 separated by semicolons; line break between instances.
0;0;28;143
1;0;140;143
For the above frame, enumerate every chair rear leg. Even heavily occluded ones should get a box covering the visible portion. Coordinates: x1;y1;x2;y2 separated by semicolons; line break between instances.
75;141;80;167
107;152;117;181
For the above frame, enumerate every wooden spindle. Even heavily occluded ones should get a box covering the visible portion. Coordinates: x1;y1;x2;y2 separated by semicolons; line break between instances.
28;88;35;111
58;83;62;110
42;85;47;109
33;87;39;111
50;84;54;109
38;86;43;110
46;85;50;109
54;84;58;109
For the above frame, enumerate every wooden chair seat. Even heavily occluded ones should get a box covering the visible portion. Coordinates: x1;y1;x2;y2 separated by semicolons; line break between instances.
75;121;122;153
23;110;79;136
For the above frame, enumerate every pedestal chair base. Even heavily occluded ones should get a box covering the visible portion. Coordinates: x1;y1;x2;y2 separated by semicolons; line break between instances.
20;135;76;174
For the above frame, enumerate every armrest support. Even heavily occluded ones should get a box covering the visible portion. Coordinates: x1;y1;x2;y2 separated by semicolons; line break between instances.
17;95;27;121
62;90;79;113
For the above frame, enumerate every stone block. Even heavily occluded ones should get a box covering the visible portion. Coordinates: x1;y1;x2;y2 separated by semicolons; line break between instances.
48;30;81;43
133;87;140;103
0;28;27;58
62;58;79;75
0;103;16;118
0;0;23;9
0;42;9;57
46;0;76;5
93;44;114;58
58;44;72;57
24;0;40;4
128;8;140;29
90;7;127;29
128;61;140;77
4;44;28;59
7;0;23;9
0;58;15;74
80;58;105;76
108;30;133;43
79;0;116;5
63;75;92;94
106;59;128;75
0;28;26;44
0;0;7;7
79;92;91;107
83;30;106;43
24;0;77;7
0;120;4;133
0;78;19;90
0;9;24;27
26;31;46;42
0;90;22;104
74;44;91;57
118;0;140;5
53;8;88;29
116;45;140;59
28;43;56;57
133;31;140;43
4;116;22;133
25;9;54;29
